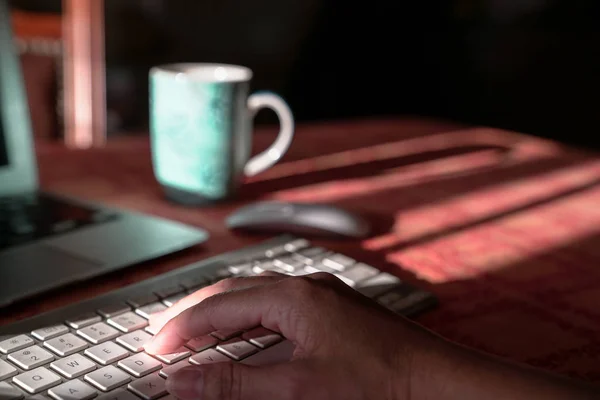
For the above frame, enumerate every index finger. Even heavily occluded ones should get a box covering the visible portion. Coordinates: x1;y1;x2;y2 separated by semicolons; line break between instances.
144;280;294;354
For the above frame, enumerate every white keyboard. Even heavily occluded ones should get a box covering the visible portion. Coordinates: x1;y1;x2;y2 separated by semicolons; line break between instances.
0;236;437;399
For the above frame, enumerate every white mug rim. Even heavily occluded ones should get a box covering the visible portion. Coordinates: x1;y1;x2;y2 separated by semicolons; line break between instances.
151;63;253;83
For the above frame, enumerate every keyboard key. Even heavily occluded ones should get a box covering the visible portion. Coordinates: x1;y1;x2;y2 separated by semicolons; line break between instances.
48;379;97;400
264;245;287;258
251;260;277;274
273;257;304;272
293;247;328;264
227;263;253;276
97;388;139;400
335;263;379;287
85;342;129;365
144;325;159;336
8;345;55;370
66;314;102;329
356;272;402;298
180;276;209;292
322;253;355;271
189;348;231;365
77;322;120;344
135;303;168;320
107;312;148;332
29;395;51;400
242;327;282;349
0;335;35;354
184;335;218;352
159;360;192;379
216;338;258;361
117;353;161;378
377;290;404;307
127;373;167;400
116;330;152;353
152;347;191;364
44;334;88;357
50;354;96;379
154;286;184;299
13;367;61;394
0;381;23;400
304;262;338;274
31;325;69;341
127;294;159;309
97;304;131;319
209;268;232;282
284;238;310;252
389;291;432;314
211;329;242;341
85;365;131;392
241;340;295;366
0;358;18;380
161;292;187;307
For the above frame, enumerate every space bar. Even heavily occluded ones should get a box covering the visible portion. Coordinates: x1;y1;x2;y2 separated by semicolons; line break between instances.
241;340;295;366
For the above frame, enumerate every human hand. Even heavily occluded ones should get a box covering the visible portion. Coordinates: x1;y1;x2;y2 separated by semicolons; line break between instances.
144;272;436;400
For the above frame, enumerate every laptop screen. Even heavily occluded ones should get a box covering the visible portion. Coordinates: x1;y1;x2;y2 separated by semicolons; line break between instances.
0;111;7;167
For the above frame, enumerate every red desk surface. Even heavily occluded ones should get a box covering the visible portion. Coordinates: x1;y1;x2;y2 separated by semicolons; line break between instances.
5;118;600;382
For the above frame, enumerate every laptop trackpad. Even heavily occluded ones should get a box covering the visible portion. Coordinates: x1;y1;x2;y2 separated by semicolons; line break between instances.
0;245;101;306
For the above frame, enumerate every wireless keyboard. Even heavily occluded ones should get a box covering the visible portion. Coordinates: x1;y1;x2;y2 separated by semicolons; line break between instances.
0;235;437;400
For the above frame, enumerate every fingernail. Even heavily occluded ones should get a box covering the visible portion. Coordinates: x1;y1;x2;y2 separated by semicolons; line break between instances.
143;334;163;354
166;367;204;399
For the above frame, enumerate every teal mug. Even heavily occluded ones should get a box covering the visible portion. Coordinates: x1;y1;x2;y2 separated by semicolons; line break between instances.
149;63;295;204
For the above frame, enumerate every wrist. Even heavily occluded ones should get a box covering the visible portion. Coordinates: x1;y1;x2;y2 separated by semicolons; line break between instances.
390;324;462;400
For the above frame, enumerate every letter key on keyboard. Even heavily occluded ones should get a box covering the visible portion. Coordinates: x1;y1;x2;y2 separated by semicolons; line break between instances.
189;348;231;365
117;353;161;378
242;327;282;349
216;338;258;360
184;335;218;352
128;373;167;400
84;365;131;392
85;342;129;365
96;388;139;400
13;367;62;394
48;379;97;400
152;347;191;364
159;360;191;379
116;330;152;353
50;354;96;379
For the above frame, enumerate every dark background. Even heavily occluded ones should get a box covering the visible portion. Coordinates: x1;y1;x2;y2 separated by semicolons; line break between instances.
10;0;600;149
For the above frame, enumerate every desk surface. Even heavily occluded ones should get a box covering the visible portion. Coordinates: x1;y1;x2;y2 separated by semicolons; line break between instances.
5;118;600;382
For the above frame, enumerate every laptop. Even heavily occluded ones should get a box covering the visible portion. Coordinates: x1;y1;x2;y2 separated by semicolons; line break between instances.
0;0;208;308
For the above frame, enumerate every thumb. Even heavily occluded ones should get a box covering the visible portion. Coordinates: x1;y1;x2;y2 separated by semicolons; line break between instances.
166;362;304;400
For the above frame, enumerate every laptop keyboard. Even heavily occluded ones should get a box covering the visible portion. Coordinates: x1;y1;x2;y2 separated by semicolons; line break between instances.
0;236;437;399
0;194;117;251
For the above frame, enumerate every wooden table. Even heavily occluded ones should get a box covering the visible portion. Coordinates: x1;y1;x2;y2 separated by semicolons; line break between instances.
5;118;600;382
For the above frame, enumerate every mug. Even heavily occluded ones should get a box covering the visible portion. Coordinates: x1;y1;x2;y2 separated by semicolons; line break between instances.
149;63;294;204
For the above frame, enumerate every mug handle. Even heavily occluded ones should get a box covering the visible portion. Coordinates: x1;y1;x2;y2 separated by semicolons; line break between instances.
244;91;295;177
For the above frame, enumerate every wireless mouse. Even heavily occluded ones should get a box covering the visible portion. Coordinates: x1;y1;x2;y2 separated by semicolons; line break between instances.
226;201;371;239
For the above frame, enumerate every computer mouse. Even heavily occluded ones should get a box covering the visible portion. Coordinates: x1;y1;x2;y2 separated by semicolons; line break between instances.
226;201;371;239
